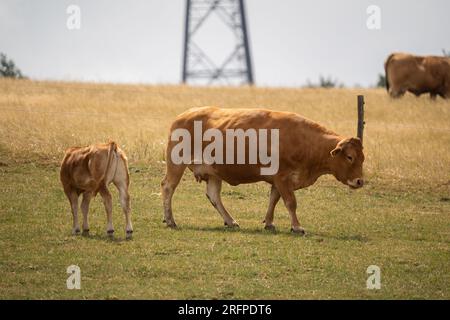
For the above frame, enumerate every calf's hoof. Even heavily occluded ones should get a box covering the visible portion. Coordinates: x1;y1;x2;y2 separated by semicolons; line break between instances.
291;227;306;236
264;224;276;232
72;228;81;235
82;229;90;236
107;229;115;237
126;230;133;240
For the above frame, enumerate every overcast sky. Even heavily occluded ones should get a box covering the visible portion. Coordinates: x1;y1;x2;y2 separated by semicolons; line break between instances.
1;0;449;87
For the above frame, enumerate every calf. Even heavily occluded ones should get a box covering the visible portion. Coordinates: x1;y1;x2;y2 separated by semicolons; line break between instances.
60;141;133;238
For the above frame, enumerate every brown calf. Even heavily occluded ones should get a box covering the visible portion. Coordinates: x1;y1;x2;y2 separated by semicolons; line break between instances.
60;141;133;238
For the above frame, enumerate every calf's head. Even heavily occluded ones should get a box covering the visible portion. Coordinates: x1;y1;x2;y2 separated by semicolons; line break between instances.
330;137;365;189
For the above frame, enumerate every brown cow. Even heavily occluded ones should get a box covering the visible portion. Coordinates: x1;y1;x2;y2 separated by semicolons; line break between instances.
60;141;133;238
161;107;365;234
385;52;450;99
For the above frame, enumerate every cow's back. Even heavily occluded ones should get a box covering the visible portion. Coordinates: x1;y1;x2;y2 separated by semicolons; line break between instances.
172;106;332;132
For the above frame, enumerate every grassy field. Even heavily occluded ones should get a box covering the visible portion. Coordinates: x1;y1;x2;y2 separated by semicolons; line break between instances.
0;79;449;299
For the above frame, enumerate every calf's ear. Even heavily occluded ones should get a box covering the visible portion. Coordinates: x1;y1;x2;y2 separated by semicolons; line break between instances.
330;146;342;157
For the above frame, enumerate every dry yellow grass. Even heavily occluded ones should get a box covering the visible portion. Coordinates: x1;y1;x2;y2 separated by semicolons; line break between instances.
0;78;449;189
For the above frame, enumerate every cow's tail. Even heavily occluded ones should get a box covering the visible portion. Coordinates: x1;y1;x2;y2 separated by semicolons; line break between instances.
384;53;395;92
99;141;118;188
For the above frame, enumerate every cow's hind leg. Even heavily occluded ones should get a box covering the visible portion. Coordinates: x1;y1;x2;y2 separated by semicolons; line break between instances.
81;191;92;235
161;163;186;228
206;176;239;228
389;86;406;98
263;185;280;231
65;188;80;235
99;186;114;236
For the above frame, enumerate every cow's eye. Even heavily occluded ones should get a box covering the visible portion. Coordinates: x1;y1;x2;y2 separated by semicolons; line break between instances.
346;155;353;163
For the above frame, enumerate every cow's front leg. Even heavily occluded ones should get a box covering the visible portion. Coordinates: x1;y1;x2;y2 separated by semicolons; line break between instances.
206;176;239;227
80;192;92;235
99;186;114;236
263;185;280;231
274;179;305;235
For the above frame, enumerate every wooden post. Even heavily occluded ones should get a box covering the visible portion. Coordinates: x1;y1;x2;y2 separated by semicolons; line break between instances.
357;95;365;144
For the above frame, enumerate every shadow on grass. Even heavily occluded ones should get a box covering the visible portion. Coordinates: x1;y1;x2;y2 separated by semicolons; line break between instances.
177;224;370;242
77;232;132;243
308;231;370;243
180;224;267;235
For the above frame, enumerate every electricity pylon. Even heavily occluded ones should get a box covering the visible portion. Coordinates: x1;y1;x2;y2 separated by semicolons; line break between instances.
182;0;254;85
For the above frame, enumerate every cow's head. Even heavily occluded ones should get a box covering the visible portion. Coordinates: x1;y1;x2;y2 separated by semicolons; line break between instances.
330;137;365;189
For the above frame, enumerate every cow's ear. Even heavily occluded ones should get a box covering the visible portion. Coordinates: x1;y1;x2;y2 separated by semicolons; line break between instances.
349;137;362;148
330;147;342;157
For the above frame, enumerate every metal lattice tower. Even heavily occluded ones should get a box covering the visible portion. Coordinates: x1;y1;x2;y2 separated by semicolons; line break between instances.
182;0;254;85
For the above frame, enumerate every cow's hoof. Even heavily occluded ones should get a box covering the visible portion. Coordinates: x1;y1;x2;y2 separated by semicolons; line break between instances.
82;229;90;236
107;229;114;237
166;222;177;229
126;230;133;240
291;227;306;236
225;221;239;228
72;228;81;235
264;225;276;232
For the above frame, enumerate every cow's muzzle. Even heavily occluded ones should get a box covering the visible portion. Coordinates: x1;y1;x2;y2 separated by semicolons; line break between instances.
347;178;364;189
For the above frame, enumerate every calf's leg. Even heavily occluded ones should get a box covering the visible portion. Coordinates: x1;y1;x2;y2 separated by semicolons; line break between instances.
65;189;80;235
81;191;92;234
113;179;133;239
206;176;239;227
99;186;114;236
161;163;186;228
263;185;280;231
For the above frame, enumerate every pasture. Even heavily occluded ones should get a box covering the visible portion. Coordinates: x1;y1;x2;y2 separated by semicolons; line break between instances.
0;79;449;299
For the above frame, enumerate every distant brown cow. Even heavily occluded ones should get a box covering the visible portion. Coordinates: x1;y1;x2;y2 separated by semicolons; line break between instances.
161;107;365;234
385;53;450;99
60;141;133;238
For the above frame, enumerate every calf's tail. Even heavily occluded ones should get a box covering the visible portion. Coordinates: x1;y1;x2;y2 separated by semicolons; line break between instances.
100;141;118;185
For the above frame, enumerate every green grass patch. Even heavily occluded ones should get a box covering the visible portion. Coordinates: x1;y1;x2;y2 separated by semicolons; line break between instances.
0;162;449;299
